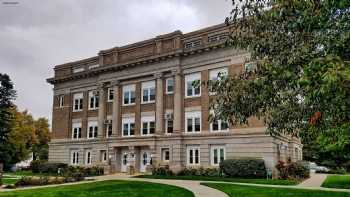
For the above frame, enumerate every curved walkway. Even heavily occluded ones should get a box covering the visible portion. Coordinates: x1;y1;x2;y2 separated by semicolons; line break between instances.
298;173;328;187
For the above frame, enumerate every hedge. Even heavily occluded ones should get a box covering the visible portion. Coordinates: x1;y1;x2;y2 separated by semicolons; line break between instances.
220;158;266;178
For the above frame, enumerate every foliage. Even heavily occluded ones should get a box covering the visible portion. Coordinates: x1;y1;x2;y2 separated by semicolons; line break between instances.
0;73;16;170
15;176;66;186
177;167;221;177
219;158;266;178
210;0;350;168
275;161;310;180
152;166;174;176
30;160;68;174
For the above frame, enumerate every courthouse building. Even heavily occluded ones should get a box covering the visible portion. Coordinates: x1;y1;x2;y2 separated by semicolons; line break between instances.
47;23;302;174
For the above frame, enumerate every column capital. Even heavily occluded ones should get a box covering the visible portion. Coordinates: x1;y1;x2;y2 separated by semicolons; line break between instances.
98;82;107;89
171;69;181;76
154;72;163;79
111;80;120;86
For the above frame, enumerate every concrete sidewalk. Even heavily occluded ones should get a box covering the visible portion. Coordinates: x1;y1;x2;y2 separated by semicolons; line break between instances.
298;173;328;187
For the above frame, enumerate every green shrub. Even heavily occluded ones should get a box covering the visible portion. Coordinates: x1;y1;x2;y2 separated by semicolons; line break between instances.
30;161;68;174
177;167;220;177
4;184;17;189
220;158;267;178
15;176;50;186
276;161;310;180
152;166;173;176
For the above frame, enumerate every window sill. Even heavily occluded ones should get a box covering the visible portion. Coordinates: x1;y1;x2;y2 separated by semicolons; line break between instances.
185;95;201;99
141;101;155;105
72;110;83;112
122;103;136;107
88;108;99;111
210;130;229;133
166;92;174;95
185;131;201;134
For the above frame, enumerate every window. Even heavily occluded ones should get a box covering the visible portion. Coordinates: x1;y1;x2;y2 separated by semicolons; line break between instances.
107;88;114;102
166;78;174;94
187;146;200;165
208;34;228;43
210;111;229;132
141;116;155;136
88;91;99;110
73;67;84;73
211;146;225;166
185;111;201;133
123;84;136;105
85;150;92;165
209;67;228;81
72;122;82;139
87;121;98;139
122;117;135;137
71;151;79;165
73;93;83;112
100;150;107;162
165;112;173;134
185;73;201;97
106;123;112;138
88;64;99;69
184;40;201;49
161;148;170;162
58;95;64;108
141;81;155;104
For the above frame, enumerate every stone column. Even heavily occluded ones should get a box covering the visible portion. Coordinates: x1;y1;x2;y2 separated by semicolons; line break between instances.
111;80;120;137
155;73;164;135
173;69;182;133
97;83;106;138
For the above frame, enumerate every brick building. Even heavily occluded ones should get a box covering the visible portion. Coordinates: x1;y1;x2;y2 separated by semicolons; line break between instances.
47;23;302;174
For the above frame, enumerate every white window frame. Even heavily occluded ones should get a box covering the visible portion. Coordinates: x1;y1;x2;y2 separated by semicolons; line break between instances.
85;150;92;165
122;117;135;137
211;146;226;166
185;73;201;98
209;67;228;95
165;78;174;94
58;95;64;108
71;122;82;140
100;150;107;162
88;91;99;110
141;115;155;136
161;148;170;162
107;88;114;102
210;111;229;132
106;123;113;138
73;93;83;112
73;67;84;73
185;111;201;133
141;81;156;104
123;84;136;106
71;151;79;165
184;40;201;49
87;121;98;139
187;146;200;165
165;114;174;134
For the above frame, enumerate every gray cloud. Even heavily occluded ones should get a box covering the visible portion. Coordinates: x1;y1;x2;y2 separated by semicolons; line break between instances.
0;0;232;123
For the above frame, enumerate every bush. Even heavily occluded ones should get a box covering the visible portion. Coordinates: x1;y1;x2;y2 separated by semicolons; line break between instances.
152;166;173;176
15;176;49;186
220;158;266;178
276;161;310;180
4;184;17;189
30;161;68;174
177;167;220;177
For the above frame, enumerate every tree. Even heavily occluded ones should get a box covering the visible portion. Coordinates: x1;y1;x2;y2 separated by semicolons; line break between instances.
0;73;16;178
32;118;50;160
210;0;350;168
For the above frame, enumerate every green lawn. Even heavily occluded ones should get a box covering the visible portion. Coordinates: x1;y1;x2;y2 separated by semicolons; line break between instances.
322;175;350;189
2;178;19;185
135;175;298;185
202;183;350;197
4;171;48;177
0;180;194;197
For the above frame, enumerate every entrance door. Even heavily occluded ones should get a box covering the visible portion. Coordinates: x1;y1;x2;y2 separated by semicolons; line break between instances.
140;152;150;172
121;153;128;172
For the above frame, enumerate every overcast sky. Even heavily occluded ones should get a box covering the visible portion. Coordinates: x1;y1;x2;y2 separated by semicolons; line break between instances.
0;0;232;124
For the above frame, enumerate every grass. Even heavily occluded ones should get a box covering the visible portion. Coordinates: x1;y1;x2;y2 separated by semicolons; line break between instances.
135;175;298;185
4;170;48;177
202;183;350;197
2;178;19;185
0;180;194;197
322;175;350;189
